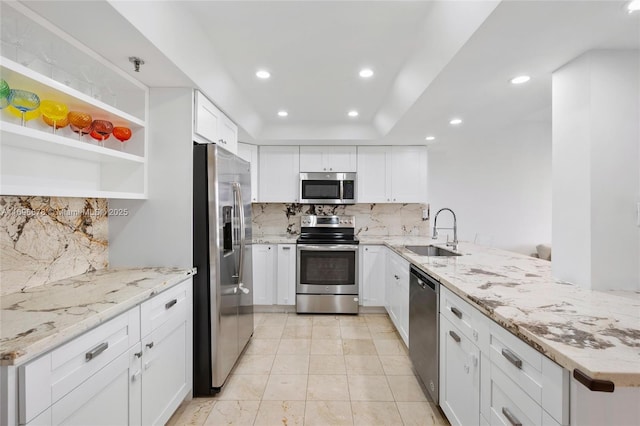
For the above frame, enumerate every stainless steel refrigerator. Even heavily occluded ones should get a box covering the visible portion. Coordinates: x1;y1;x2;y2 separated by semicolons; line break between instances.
193;143;253;395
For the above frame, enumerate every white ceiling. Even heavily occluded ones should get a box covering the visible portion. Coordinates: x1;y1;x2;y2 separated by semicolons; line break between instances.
22;1;640;146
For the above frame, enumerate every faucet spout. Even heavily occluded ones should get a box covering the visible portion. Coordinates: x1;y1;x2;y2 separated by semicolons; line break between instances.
432;208;458;250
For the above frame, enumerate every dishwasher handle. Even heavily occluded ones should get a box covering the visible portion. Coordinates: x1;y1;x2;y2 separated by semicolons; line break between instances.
410;267;437;291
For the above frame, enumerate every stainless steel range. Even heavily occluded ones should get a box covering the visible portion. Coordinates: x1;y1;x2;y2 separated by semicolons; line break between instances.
296;215;359;314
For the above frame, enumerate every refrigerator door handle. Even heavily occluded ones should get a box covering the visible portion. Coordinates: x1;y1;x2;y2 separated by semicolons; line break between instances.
232;182;246;288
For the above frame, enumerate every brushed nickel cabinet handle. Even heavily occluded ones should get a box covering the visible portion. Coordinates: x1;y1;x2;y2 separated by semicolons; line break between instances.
501;348;523;369
450;306;462;319
502;407;522;426
165;299;177;309
449;330;461;343
85;342;108;361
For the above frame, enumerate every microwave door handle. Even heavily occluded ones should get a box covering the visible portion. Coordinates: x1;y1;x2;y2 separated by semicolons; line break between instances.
339;180;344;201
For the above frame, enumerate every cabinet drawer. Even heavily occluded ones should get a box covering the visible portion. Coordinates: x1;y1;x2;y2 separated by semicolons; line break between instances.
489;363;542;426
440;286;489;352
140;280;189;338
19;307;139;424
489;322;543;404
441;286;475;341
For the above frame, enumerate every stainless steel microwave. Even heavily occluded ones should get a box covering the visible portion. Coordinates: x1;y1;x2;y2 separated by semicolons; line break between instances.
299;172;356;204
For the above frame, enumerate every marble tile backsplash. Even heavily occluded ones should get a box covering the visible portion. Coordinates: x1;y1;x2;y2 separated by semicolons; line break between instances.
252;203;430;237
0;196;109;295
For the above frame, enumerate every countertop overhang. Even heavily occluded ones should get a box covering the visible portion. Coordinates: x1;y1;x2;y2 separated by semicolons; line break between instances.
0;267;196;366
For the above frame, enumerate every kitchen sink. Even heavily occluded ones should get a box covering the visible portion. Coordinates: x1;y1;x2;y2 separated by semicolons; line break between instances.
404;245;462;257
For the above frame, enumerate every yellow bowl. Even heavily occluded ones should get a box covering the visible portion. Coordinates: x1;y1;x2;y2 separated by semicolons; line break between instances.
6;104;40;121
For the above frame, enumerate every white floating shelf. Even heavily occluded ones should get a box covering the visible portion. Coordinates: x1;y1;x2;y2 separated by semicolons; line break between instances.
0;121;144;165
1;59;145;127
0;185;146;200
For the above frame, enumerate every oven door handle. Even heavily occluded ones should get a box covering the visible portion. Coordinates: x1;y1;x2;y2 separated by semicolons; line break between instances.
297;244;359;251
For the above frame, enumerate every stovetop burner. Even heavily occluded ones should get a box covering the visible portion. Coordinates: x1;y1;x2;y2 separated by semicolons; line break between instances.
296;214;358;245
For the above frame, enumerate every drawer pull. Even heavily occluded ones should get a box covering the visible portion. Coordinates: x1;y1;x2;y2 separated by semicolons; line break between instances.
450;306;463;318
449;330;461;343
134;351;142;358
501;348;523;369
85;342;108;361
165;299;178;309
573;369;615;392
282;246;291;250
146;342;154;349
502;407;522;426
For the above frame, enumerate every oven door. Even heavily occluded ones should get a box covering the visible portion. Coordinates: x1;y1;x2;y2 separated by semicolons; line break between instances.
297;244;359;295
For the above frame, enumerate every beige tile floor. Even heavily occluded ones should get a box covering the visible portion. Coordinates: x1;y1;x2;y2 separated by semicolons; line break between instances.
167;312;449;426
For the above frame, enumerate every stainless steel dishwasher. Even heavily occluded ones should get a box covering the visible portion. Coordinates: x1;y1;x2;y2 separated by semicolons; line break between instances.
409;265;439;403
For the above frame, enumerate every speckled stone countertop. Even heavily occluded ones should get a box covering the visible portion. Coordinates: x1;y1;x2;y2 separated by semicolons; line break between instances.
252;235;298;244
0;267;195;366
360;237;640;387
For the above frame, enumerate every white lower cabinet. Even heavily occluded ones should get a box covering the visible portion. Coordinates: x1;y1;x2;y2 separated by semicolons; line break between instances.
359;245;386;306
385;249;409;346
439;316;480;426
140;281;191;426
276;244;296;305
17;278;192;426
253;244;296;306
252;244;277;305
438;285;569;426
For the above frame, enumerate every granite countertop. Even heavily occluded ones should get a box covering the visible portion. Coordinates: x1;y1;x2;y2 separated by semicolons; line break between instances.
364;237;639;387
0;267;195;366
252;235;298;244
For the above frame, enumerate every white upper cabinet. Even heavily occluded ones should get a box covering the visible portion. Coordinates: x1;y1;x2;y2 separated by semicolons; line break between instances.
0;2;148;199
390;146;427;202
194;90;237;154
237;143;259;202
357;146;390;203
194;90;220;145
258;146;300;203
218;113;238;155
299;146;357;172
357;146;427;203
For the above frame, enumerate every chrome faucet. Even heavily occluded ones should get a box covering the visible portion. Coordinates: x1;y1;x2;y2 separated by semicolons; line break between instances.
432;208;458;251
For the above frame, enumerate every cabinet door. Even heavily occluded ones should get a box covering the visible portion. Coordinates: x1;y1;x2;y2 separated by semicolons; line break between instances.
299;146;326;172
276;244;296;305
237;143;259;202
141;314;188;426
357;146;390;202
397;264;410;346
194;90;220;144
439;316;480;426
360;245;386;306
252;244;276;305
389;146;427;202
50;350;135;426
258;146;300;202
218;114;238;155
327;146;357;172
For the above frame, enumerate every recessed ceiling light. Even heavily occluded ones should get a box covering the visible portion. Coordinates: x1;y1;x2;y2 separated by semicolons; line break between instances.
348;110;359;117
256;70;271;79
359;68;374;78
510;75;531;85
449;118;462;125
425;136;436;141
627;0;640;13
277;110;288;117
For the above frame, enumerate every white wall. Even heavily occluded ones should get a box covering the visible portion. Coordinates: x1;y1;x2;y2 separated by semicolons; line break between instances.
109;88;194;268
428;122;552;255
552;50;640;291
